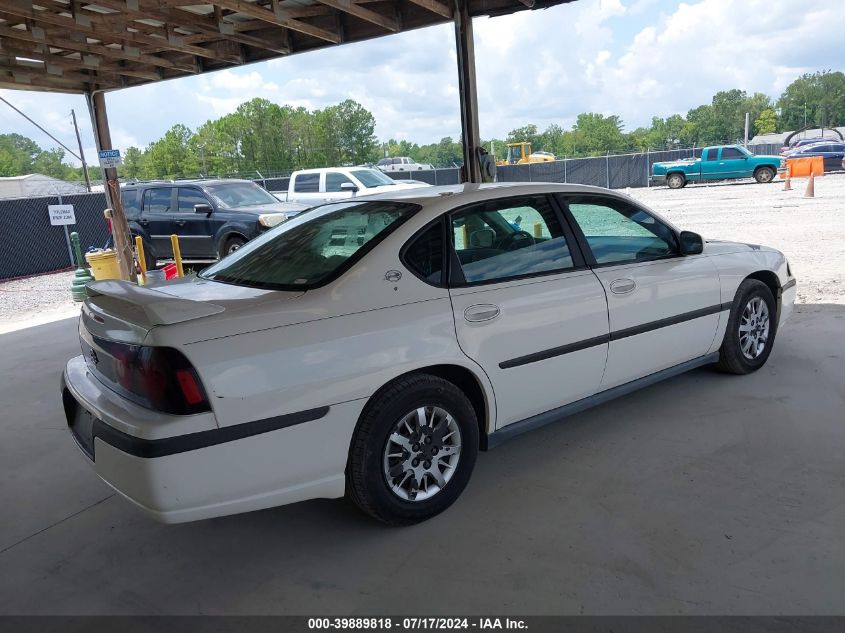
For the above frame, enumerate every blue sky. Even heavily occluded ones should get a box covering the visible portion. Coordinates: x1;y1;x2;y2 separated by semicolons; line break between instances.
0;0;841;166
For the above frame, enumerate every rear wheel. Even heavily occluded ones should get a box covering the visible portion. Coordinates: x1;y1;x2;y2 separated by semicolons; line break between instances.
346;374;479;525
667;173;686;189
754;166;776;183
717;279;778;374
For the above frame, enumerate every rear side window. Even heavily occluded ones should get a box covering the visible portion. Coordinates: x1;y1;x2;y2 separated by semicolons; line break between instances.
450;196;575;284
122;189;140;218
143;188;173;213
404;223;444;285
294;174;320;193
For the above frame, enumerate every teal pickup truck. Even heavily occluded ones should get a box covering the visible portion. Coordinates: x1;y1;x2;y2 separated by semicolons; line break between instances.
652;145;785;189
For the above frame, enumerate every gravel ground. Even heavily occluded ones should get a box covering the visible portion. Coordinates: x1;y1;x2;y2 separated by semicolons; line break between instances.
0;271;80;333
628;172;845;305
1;173;842;332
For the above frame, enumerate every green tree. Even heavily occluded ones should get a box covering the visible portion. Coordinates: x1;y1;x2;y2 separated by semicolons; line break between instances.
777;71;845;130
0;133;42;175
754;108;778;135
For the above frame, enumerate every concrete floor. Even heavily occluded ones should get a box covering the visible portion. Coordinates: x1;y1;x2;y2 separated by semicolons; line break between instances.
1;304;844;615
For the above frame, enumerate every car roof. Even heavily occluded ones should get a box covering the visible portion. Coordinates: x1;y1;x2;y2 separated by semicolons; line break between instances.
293;166;377;175
352;182;625;206
123;178;257;189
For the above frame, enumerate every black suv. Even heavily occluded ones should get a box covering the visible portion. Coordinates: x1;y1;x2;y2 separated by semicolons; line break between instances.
122;179;308;268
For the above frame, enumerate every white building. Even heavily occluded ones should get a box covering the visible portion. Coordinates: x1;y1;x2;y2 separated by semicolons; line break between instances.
0;174;87;199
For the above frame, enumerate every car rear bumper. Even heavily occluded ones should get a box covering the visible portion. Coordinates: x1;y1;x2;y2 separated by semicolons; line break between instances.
62;355;362;523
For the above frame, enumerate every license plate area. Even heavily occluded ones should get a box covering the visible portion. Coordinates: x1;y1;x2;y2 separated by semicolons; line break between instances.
63;389;96;461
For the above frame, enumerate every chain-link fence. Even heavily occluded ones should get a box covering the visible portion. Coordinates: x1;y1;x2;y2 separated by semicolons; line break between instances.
0;143;786;281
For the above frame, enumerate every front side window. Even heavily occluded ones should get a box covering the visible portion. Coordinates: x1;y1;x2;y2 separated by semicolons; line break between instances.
200;201;418;290
123;189;140;218
450;196;575;284
143;188;173;213
178;188;209;213
562;196;678;265
205;182;278;208
293;174;320;193
325;172;354;192
721;147;745;159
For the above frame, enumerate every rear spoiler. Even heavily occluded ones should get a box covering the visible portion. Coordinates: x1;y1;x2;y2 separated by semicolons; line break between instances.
86;280;224;326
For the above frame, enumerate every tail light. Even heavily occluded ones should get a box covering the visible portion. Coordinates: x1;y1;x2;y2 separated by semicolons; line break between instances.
87;336;211;415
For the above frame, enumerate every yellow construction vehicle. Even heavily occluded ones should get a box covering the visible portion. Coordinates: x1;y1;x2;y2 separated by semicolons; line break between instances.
496;141;556;165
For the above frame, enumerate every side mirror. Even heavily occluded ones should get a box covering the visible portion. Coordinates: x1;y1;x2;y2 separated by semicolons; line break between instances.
679;230;703;255
194;203;213;216
340;182;359;196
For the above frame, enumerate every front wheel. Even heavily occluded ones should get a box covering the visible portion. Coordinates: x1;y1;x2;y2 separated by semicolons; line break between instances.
346;374;479;525
754;166;776;184
667;173;686;189
220;235;246;258
717;279;778;374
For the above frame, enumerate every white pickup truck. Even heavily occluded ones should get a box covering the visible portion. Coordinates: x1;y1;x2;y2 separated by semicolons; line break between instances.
376;156;434;171
276;167;429;205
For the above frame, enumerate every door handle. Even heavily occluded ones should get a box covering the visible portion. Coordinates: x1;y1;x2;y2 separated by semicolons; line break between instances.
609;278;636;295
138;219;149;226
464;304;500;323
174;220;187;227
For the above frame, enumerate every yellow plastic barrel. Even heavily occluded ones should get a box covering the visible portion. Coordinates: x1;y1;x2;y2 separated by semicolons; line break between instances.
85;249;121;280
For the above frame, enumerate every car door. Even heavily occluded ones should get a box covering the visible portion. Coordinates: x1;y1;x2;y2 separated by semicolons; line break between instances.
140;187;175;257
290;173;325;204
173;187;220;258
718;146;748;178
558;194;722;390
325;171;357;199
447;194;610;429
699;148;721;180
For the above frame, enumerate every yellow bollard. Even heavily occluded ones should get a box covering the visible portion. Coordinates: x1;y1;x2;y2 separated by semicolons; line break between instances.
533;222;543;238
170;234;184;277
135;235;147;285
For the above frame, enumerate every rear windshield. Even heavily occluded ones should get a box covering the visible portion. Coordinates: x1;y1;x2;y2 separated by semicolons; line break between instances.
199;200;419;290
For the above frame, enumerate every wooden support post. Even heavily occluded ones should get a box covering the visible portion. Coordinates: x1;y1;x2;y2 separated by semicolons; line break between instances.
87;91;136;283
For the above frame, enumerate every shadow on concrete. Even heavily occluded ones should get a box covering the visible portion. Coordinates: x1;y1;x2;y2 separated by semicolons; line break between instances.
1;305;843;615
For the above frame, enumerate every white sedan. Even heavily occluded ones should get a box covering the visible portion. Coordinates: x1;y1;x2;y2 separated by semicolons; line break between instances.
62;183;796;525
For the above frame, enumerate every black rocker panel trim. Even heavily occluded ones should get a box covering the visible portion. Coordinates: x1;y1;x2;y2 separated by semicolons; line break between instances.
499;302;731;369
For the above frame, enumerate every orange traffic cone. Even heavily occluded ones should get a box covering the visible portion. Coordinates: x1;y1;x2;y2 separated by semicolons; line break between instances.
783;174;792;191
804;172;815;198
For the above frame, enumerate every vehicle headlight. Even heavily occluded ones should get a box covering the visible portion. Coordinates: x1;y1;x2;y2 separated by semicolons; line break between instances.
258;213;287;227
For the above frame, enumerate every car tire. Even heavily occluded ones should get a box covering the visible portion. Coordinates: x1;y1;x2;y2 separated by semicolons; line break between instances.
221;235;246;258
346;373;479;526
717;279;778;375
754;166;776;184
667;173;686;189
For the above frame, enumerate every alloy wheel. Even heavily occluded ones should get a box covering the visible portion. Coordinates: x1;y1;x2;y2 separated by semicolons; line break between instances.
739;296;770;359
382;406;462;502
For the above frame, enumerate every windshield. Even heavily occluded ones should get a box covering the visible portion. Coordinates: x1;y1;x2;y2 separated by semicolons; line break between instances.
204;182;279;208
351;169;396;188
199;200;419;290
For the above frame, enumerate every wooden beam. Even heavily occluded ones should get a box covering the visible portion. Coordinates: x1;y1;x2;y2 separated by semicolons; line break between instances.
0;60;122;88
211;0;342;44
0;23;197;73
405;0;452;19
314;0;399;32
0;43;163;81
0;5;242;63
